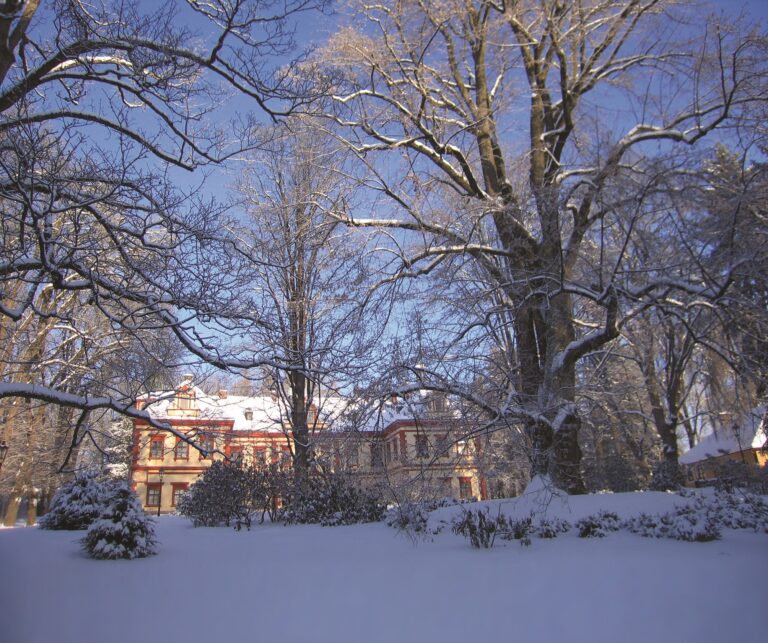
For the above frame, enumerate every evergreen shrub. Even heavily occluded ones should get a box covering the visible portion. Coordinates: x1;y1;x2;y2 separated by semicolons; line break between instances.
39;471;107;530
81;482;157;559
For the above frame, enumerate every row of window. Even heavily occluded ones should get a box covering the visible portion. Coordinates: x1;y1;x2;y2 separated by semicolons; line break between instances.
145;483;188;508
148;437;287;462
372;434;473;466
143;476;475;508
147;432;479;468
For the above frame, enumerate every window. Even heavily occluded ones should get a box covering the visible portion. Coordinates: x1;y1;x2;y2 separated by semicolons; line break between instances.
174;439;189;461
149;436;164;460
459;477;473;500
416;434;429;459
175;390;195;410
254;446;267;467
171;483;189;507
399;433;407;461
198;436;214;459
146;483;162;507
392;439;398;461
225;445;243;462
244;409;253;421
385;442;392;464
280;446;292;471
370;443;383;468
436;434;450;458
428;396;446;414
347;449;359;468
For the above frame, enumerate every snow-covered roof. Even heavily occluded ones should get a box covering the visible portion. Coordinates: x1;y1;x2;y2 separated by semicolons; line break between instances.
680;407;767;465
348;391;460;433
138;378;347;433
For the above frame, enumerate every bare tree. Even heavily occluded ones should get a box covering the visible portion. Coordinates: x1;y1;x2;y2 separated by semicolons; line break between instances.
0;0;327;420
310;0;767;491
234;119;381;479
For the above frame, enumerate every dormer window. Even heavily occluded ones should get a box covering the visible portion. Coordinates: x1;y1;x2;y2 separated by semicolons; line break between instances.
175;391;195;410
167;383;199;418
244;409;253;421
428;395;446;414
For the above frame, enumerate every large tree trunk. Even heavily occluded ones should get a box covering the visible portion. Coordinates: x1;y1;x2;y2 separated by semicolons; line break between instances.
640;350;684;490
289;369;311;483
3;496;22;527
516;295;586;493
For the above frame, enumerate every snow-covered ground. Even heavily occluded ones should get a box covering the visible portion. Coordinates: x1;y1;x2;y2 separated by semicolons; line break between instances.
1;490;765;643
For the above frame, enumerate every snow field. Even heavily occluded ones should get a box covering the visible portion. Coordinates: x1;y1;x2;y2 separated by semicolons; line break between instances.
1;490;765;643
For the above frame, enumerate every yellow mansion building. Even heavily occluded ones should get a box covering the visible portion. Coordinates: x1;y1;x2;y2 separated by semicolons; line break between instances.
130;376;498;513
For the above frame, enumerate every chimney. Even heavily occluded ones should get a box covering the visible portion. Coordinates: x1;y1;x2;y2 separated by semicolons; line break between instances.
182;373;194;383
218;389;228;399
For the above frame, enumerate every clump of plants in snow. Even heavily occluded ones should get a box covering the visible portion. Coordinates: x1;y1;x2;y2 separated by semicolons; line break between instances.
38;471;108;530
452;507;507;548
705;489;768;532
534;516;572;539
575;511;622;538
281;473;385;526
625;490;768;542
451;508;573;548
176;461;283;529
39;472;157;559
450;489;767;549
178;462;385;529
385;498;457;537
81;482;157;560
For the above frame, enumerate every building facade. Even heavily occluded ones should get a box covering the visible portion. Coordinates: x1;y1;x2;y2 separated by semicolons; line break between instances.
130;376;502;513
680;407;767;486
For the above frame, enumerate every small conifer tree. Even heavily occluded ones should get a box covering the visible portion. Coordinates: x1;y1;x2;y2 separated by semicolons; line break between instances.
82;483;157;560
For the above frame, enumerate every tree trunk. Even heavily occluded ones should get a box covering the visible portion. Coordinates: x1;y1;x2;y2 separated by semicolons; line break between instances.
26;493;38;526
3;496;21;527
289;369;310;482
516;297;586;492
551;414;586;494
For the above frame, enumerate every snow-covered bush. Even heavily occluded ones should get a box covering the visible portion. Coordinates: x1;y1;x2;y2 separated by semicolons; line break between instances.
81;483;157;560
385;498;455;536
452;507;502;548
650;460;684;491
451;508;534;548
385;502;431;534
708;491;768;532
624;507;720;542
499;516;533;546
177;461;278;529
281;474;385;526
453;510;574;548
624;491;766;541
534;517;571;539
39;471;107;530
576;511;622;538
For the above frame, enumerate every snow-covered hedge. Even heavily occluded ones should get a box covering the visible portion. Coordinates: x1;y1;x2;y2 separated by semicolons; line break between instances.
281;474;385;526
385;498;456;536
81;483;157;560
450;490;767;548
176;461;279;529
625;491;768;541
39;471;107;530
575;511;622;538
178;463;385;529
451;508;573;548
